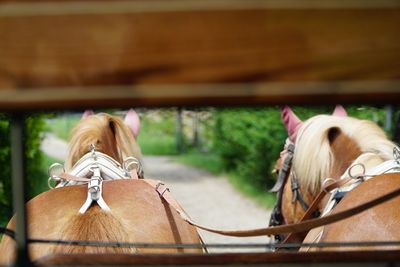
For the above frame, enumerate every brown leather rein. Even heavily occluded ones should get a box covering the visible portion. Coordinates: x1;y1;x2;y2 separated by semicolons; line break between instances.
181;176;400;237
57;171;400;238
1;173;399;243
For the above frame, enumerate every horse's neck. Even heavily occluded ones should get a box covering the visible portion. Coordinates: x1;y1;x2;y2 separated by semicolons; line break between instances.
312;132;363;211
329;132;362;180
340;152;385;180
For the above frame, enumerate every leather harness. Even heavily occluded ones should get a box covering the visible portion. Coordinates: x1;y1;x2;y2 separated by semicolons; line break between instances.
269;145;400;247
45;146;400;243
268;141;318;243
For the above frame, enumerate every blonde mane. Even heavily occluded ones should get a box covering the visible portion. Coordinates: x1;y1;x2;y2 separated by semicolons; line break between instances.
65;113;142;171
292;115;397;194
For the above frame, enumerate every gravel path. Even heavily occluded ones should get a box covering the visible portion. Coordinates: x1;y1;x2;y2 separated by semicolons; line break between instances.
41;135;272;253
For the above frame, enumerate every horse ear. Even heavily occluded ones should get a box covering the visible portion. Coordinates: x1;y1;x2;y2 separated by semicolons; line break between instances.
332;105;347;117
281;106;303;142
82;110;94;120
124;109;141;138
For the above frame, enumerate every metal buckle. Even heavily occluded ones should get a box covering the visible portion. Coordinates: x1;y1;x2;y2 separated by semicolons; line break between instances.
123;156;143;178
48;163;65;189
348;163;366;181
321;178;336;193
155;182;170;196
393;147;400;164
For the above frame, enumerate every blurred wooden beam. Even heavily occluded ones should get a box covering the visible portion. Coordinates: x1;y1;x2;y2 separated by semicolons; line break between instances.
0;0;399;110
35;250;400;266
0;82;399;111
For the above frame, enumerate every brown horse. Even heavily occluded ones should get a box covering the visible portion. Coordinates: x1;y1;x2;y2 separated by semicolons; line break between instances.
271;106;400;251
0;110;203;265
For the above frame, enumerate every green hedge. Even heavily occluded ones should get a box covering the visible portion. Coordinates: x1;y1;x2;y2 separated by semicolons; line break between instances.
0;115;11;225
0;114;47;225
213;108;286;188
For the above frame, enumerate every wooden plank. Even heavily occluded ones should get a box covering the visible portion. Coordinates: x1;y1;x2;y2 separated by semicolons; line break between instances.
0;1;399;109
36;250;400;266
0;82;400;111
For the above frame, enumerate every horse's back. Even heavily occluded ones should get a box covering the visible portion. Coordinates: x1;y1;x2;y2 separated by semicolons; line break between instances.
319;173;400;250
104;179;202;250
0;179;202;263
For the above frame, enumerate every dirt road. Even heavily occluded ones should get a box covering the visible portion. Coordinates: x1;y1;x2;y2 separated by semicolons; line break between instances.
144;156;271;252
41;135;272;253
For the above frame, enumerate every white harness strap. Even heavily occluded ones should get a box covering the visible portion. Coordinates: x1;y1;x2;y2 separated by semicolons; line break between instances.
321;151;400;216
79;165;111;214
48;149;143;214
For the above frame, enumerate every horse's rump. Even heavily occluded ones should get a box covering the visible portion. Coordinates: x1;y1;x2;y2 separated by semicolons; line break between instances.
0;179;202;263
318;173;400;250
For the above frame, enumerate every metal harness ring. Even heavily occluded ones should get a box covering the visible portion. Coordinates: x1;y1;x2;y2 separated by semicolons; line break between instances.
47;163;65;189
322;178;336;193
348;163;366;180
123;156;143;178
393;146;400;164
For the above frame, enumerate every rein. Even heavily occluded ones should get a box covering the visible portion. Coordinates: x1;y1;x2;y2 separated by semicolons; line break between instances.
3;182;399;241
2;154;400;246
176;177;400;237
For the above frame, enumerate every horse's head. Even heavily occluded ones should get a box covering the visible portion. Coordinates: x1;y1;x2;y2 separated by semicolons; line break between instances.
270;106;396;243
65;109;142;171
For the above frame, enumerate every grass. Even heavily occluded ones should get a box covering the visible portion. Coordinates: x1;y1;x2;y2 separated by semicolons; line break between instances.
175;151;276;209
45;113;80;141
174;150;224;175
138;111;179;155
226;173;276;209
138;134;178;155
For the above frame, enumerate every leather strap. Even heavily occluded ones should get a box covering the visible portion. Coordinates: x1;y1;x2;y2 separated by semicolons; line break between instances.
281;177;352;244
299;177;353;223
150;178;400;237
291;172;309;211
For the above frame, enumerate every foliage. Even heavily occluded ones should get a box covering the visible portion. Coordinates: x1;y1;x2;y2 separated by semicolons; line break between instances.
137;109;179;155
213;107;287;189
0;115;11;226
45;113;80;141
0;114;47;225
25;115;49;198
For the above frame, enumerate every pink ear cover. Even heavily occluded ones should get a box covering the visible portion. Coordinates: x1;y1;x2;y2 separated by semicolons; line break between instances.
332;105;347;117
82;110;94;120
124;109;141;138
281;106;303;142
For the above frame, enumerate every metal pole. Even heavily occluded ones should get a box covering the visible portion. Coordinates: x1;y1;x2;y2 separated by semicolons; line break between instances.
193;109;201;150
385;105;393;133
176;108;184;154
10;114;31;266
